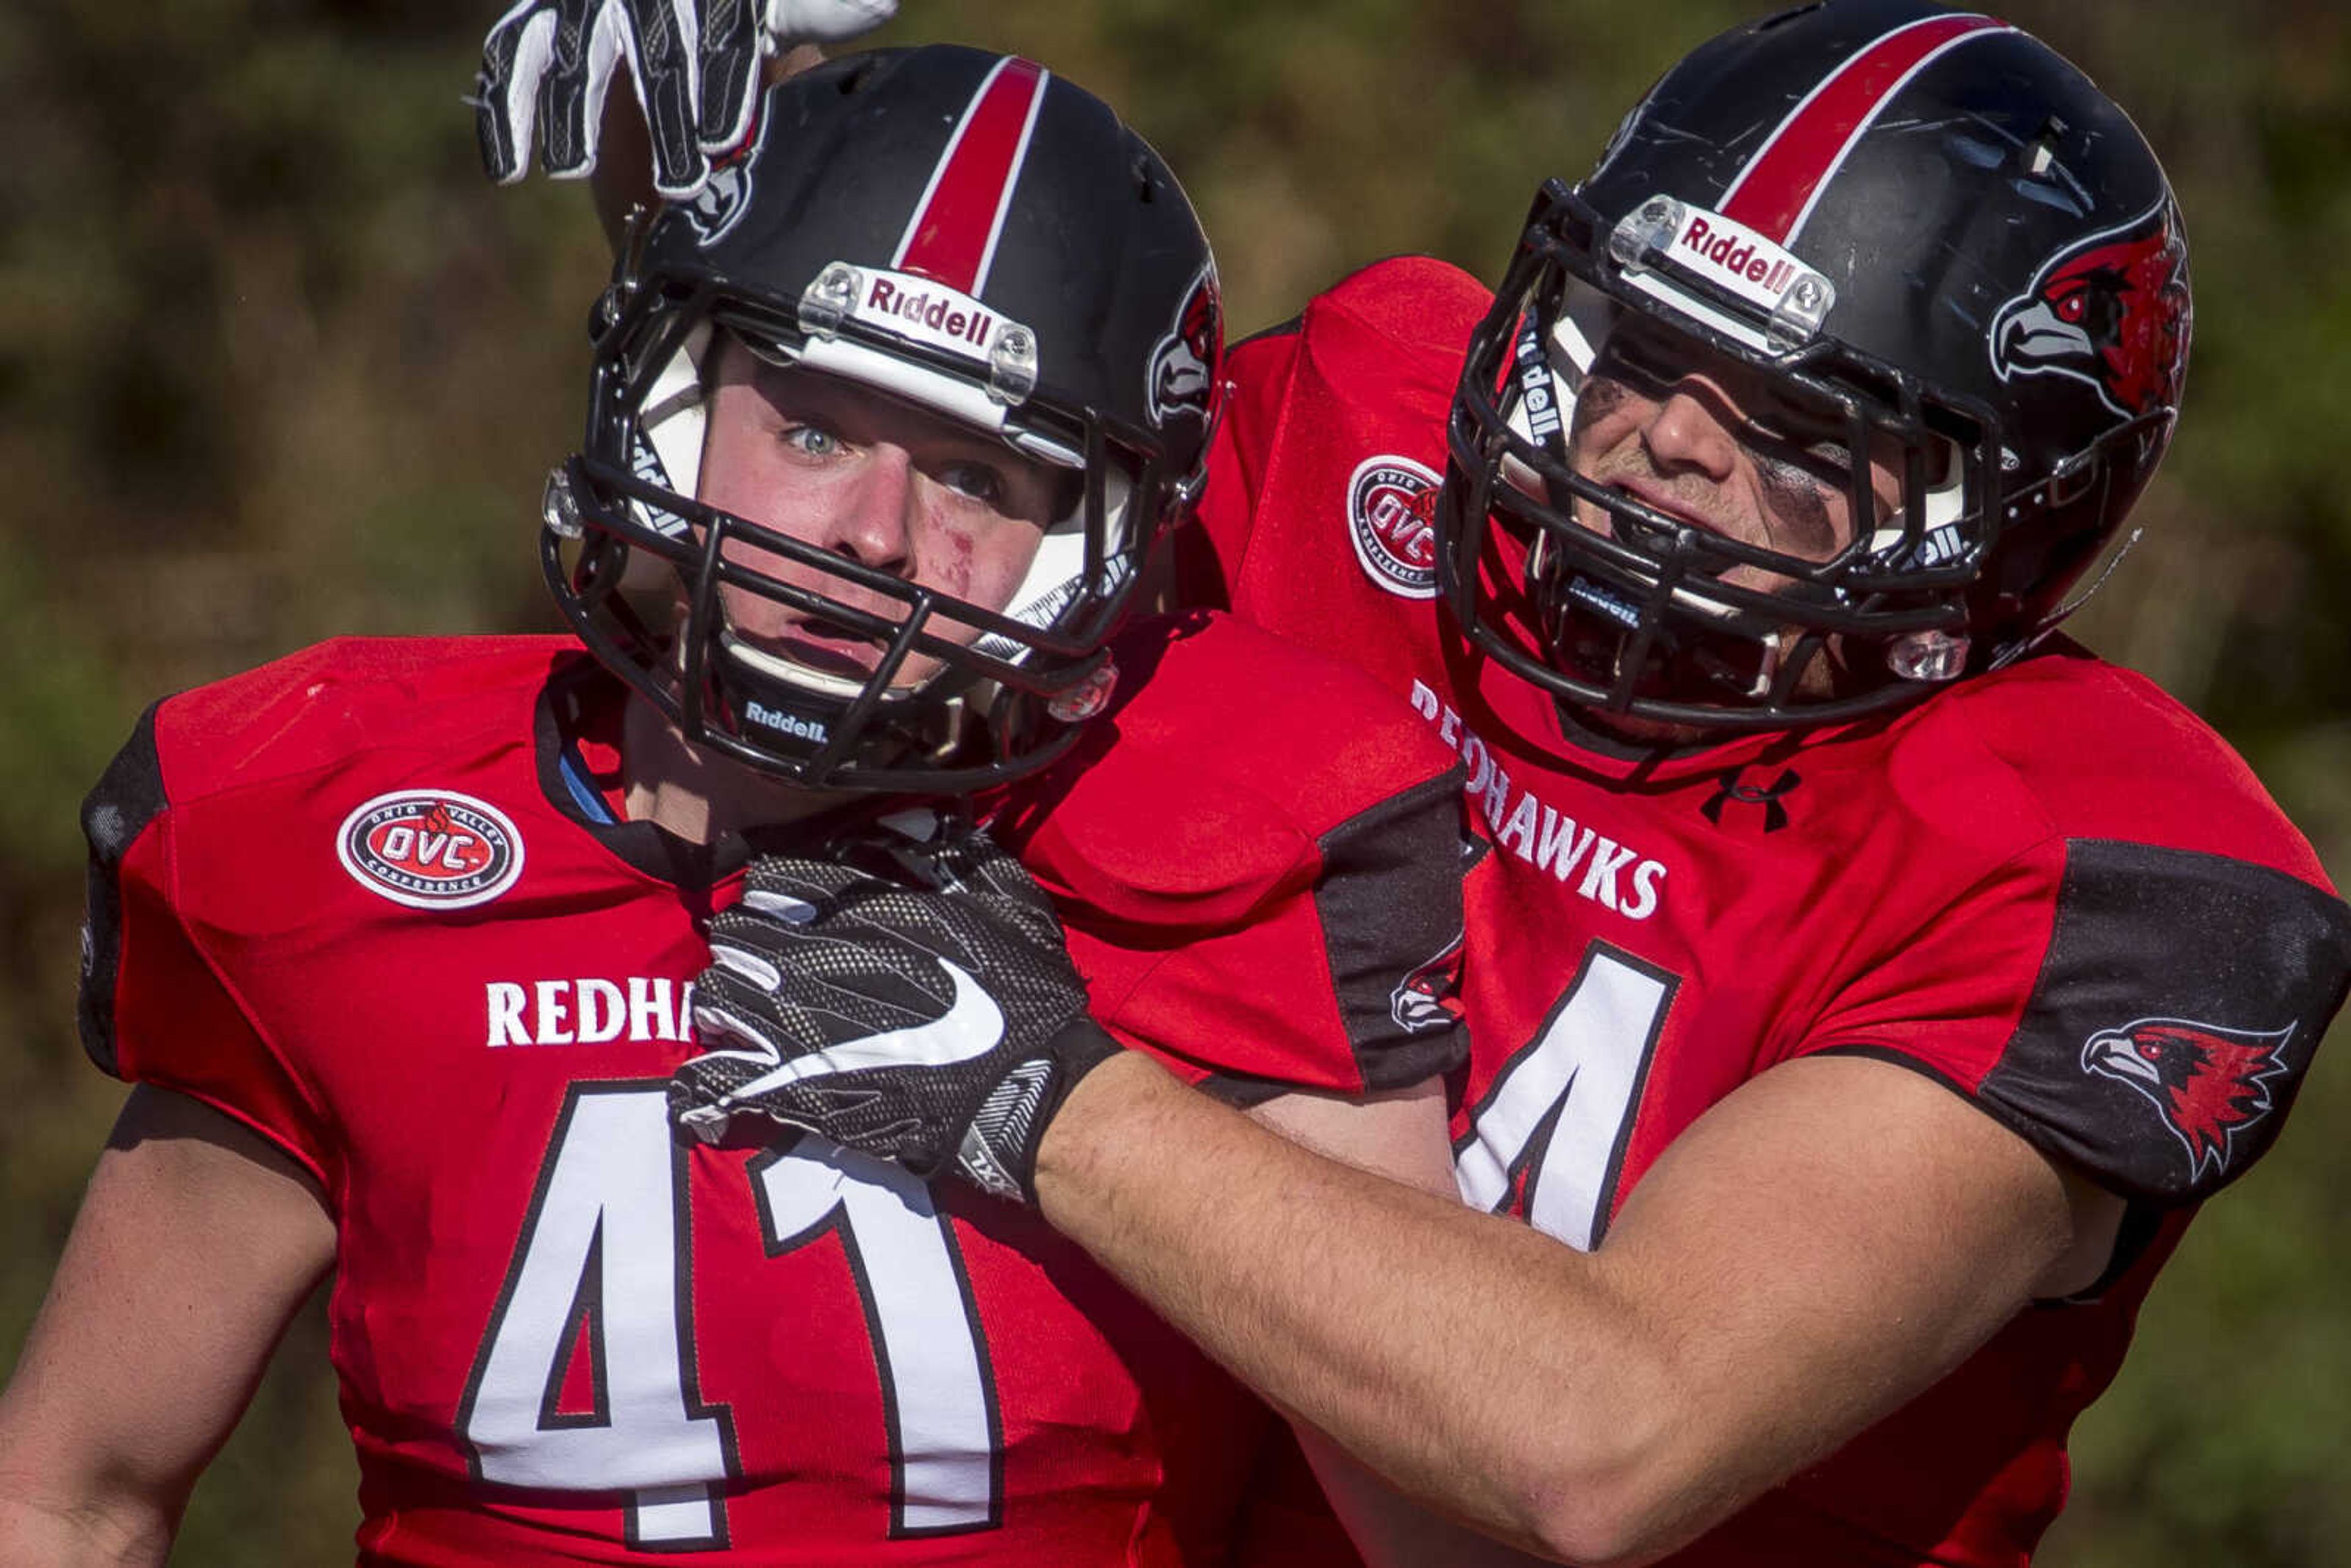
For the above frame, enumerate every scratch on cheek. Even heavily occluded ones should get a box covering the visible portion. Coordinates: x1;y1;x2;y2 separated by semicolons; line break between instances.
935;527;977;596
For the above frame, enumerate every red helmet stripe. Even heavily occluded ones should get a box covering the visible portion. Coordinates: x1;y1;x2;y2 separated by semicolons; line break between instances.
891;56;1050;294
1719;13;2014;244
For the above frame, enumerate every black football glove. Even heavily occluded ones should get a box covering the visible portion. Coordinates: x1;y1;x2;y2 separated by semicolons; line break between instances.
670;817;1119;1203
474;0;896;200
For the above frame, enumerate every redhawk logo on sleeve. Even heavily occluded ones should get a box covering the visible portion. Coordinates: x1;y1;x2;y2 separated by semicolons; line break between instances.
1390;932;1466;1033
338;790;525;910
2080;1015;2292;1182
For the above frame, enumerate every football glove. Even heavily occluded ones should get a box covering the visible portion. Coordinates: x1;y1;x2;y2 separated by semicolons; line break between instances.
474;0;898;200
671;817;1118;1204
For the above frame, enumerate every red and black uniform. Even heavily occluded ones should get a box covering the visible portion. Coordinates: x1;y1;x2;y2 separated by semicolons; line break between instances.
78;615;1466;1567
1190;255;2351;1567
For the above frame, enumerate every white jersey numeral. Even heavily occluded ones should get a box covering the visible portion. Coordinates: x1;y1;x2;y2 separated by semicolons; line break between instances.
459;1087;1002;1547
754;1139;1002;1536
1455;943;1678;1250
459;1086;733;1548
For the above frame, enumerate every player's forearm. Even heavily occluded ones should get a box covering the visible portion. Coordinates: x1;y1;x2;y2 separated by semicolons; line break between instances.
0;1472;173;1568
1038;1052;2090;1566
1033;1054;1691;1564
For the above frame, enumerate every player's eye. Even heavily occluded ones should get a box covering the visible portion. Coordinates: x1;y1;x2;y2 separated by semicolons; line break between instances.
937;461;1008;508
779;422;844;459
1597;323;1689;392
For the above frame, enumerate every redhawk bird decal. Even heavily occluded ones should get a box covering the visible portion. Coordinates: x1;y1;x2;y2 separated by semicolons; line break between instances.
2080;1016;2292;1182
1390;931;1466;1034
1990;200;2190;421
1147;264;1221;427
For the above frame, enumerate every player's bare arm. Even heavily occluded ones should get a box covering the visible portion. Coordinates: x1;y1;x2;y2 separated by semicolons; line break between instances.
1237;1081;1564;1568
1032;1049;2120;1565
670;876;2127;1564
0;1086;335;1568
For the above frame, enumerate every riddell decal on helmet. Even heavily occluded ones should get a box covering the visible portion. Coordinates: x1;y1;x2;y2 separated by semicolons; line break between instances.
2081;1015;2292;1182
1347;455;1444;599
1147;265;1221;427
1990;200;2191;420
338;790;525;911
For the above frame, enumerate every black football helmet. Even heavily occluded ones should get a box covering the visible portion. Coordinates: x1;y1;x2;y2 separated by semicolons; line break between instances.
1440;0;2192;730
544;45;1223;790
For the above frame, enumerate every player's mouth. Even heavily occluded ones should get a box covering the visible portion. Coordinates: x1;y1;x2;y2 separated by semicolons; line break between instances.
767;623;884;679
1606;478;1743;548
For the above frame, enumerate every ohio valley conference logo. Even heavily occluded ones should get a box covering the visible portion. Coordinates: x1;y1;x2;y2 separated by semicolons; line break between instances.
338;789;524;910
1347;454;1442;599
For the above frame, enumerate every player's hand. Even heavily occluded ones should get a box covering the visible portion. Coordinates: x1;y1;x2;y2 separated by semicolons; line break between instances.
670;817;1119;1203
474;0;898;200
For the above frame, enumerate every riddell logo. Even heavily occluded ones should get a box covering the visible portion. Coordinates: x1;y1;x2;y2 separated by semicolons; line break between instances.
863;276;997;352
744;702;830;743
338;790;523;910
1677;216;1801;296
1662;204;1823;320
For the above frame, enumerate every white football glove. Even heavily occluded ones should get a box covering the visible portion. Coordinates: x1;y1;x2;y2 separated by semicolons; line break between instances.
474;0;898;199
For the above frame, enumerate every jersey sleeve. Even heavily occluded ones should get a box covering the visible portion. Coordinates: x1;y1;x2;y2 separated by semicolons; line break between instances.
1092;768;1469;1106
1004;615;1470;1103
80;704;340;1189
1794;833;2351;1206
1186;317;1305;602
1187;255;1493;617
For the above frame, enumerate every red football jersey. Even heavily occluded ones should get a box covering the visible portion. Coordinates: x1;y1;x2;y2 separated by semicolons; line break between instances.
1191;256;2351;1566
78;615;1466;1566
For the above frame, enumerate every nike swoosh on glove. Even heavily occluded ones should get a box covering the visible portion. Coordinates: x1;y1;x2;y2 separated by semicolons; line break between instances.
670;819;1118;1203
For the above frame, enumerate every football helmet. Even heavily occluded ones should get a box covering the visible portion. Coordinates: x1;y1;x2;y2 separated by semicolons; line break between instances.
1440;0;2191;730
545;45;1222;790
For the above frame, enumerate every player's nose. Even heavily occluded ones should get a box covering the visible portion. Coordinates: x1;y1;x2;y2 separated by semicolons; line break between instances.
822;443;918;576
1639;384;1741;484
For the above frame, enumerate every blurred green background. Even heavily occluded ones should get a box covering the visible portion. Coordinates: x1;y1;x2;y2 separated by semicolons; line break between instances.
2;1;2345;1561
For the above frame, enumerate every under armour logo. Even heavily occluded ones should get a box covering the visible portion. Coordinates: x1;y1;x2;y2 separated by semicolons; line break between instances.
1700;767;1802;834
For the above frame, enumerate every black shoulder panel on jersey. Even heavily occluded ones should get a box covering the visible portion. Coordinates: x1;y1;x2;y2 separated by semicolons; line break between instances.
1978;839;2351;1204
1314;765;1472;1090
78;702;169;1076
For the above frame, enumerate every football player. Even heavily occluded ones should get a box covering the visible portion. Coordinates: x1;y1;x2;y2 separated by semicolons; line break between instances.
667;4;2351;1565
0;45;1474;1567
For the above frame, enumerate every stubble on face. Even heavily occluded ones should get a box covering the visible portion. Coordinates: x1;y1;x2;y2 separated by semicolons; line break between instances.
1566;371;1848;574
